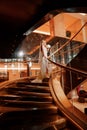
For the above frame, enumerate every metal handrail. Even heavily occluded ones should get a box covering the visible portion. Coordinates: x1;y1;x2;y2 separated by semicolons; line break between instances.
49;59;87;130
48;22;87;59
51;43;85;57
48;58;87;77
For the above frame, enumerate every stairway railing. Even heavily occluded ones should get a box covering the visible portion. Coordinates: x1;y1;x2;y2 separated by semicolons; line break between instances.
45;22;87;130
48;59;87;130
48;22;87;65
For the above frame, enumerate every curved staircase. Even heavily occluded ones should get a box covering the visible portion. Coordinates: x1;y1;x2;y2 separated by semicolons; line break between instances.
0;78;67;130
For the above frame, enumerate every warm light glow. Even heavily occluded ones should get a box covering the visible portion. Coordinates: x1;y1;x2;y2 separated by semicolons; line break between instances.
24;29;50;35
4;65;7;68
46;44;51;49
31;67;40;70
33;30;50;35
80;13;86;16
11;64;15;68
0;67;26;70
18;51;24;57
29;61;32;67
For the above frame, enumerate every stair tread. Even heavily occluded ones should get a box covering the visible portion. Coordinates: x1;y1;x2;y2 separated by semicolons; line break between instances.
9;85;50;89
0;94;52;99
0;79;68;130
0;105;58;112
0;96;53;104
16;84;49;88
0;99;53;104
8;83;49;89
0;113;66;127
0;99;57;108
6;86;50;93
6;91;51;96
16;82;49;86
